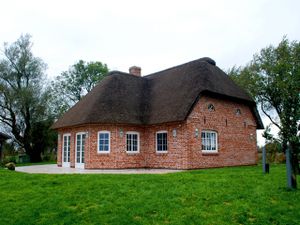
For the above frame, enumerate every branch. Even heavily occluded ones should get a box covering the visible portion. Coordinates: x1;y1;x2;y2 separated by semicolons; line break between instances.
1;76;18;91
4;53;22;76
0;102;13;114
261;103;281;129
0;116;13;127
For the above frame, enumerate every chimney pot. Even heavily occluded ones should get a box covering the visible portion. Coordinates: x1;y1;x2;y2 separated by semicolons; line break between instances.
129;66;141;76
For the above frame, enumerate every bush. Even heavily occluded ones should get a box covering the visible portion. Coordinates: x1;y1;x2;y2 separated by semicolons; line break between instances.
42;151;57;162
275;153;286;163
1;156;17;167
5;162;15;171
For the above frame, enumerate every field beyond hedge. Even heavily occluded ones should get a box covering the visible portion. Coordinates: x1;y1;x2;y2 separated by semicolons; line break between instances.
0;165;299;225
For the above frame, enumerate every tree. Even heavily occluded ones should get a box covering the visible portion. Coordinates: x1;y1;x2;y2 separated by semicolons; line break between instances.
51;60;109;116
0;34;52;162
229;37;300;188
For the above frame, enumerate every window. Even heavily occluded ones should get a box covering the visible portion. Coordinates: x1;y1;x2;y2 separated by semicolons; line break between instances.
62;134;70;163
126;132;139;153
156;131;168;152
98;131;110;153
208;103;215;111
236;108;241;115
201;131;218;152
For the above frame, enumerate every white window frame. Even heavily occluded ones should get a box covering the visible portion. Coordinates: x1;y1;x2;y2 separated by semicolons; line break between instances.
75;132;87;168
156;131;168;153
201;130;218;153
62;133;71;166
126;131;140;153
97;131;111;154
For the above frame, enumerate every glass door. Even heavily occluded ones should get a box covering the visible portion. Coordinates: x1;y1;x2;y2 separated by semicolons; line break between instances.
75;132;86;169
62;134;70;167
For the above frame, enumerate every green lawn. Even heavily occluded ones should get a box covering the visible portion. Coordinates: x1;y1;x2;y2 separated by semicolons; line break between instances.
15;161;56;167
0;165;299;225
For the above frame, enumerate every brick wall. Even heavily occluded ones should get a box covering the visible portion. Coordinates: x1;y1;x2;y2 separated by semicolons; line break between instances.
57;96;258;169
186;96;258;169
57;122;188;169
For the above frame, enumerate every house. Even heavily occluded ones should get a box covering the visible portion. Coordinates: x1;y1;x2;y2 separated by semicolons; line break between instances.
52;57;263;169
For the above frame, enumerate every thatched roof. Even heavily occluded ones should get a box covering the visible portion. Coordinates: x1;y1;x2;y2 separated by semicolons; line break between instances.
52;57;263;129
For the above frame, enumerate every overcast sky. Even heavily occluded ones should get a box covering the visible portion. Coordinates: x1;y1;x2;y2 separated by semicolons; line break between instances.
1;0;299;145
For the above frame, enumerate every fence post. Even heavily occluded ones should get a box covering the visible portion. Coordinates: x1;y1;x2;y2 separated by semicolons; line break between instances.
286;144;293;189
262;145;267;173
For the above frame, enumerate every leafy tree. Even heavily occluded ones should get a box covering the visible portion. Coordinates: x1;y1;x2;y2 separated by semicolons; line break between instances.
229;37;300;188
0;34;53;162
51;60;109;116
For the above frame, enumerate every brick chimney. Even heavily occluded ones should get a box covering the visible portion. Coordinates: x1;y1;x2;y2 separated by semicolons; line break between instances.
129;66;141;76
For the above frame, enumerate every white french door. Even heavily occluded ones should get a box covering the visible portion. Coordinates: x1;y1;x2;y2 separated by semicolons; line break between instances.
75;132;86;169
62;134;70;167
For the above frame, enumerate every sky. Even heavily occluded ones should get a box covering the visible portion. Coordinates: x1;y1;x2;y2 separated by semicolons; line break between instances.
0;0;299;145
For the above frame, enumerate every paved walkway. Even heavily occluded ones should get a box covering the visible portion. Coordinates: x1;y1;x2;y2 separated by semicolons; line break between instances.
15;164;182;174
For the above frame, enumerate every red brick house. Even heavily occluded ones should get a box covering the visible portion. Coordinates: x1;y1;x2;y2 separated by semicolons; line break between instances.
52;57;263;169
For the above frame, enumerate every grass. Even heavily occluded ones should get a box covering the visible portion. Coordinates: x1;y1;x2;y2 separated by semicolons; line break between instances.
15;161;56;167
0;165;299;225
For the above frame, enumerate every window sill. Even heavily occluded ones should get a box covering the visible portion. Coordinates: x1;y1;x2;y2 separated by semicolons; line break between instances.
201;151;218;155
97;151;110;154
126;151;140;154
156;151;168;154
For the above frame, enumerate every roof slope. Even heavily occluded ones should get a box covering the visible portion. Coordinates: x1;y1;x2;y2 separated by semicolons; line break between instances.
52;58;263;129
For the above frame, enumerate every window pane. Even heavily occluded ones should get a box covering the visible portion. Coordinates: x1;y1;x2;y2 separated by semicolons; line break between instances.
99;132;109;152
126;133;138;152
157;132;167;151
201;132;205;138
201;131;217;151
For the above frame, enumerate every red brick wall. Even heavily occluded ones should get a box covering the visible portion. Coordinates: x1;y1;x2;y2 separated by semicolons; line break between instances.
186;96;258;169
57;122;188;169
56;96;258;169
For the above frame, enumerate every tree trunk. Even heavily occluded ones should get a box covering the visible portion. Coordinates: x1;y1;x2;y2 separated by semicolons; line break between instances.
286;144;297;189
28;152;42;163
290;143;299;188
24;142;42;163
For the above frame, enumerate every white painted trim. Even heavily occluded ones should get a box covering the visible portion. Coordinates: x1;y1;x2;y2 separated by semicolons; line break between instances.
156;131;168;153
201;130;218;153
75;132;86;169
97;131;111;154
126;131;140;153
62;133;71;167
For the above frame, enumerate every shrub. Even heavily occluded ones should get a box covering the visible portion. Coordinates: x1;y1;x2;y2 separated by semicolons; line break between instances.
42;151;57;162
5;162;15;171
2;156;17;164
1;156;17;167
275;153;286;163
